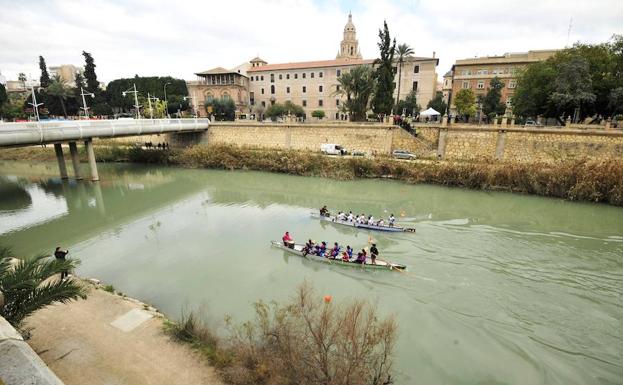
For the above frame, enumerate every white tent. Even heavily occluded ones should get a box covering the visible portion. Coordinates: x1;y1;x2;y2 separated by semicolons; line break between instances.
420;107;441;116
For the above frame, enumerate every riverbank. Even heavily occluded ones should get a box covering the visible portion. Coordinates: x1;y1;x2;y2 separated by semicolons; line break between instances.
24;280;223;385
1;143;621;205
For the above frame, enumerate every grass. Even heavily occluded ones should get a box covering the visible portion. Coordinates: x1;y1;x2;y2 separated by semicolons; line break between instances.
102;284;115;293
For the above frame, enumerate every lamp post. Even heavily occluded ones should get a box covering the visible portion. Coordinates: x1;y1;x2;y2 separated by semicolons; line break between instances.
28;86;43;121
80;87;95;119
163;82;171;119
147;93;159;119
122;83;141;119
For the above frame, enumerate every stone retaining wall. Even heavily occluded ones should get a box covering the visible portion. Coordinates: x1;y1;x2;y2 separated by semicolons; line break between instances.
0;316;65;385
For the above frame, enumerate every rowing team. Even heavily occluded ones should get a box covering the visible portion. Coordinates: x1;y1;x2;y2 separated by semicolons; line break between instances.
320;206;396;227
282;231;380;264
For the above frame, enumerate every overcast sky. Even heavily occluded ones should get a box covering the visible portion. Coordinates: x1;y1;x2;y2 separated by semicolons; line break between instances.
1;0;621;84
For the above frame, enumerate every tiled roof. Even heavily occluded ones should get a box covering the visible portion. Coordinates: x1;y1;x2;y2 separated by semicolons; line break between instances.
247;58;375;72
196;67;240;75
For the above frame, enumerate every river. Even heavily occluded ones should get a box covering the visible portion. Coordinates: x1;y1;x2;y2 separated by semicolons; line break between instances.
0;161;622;385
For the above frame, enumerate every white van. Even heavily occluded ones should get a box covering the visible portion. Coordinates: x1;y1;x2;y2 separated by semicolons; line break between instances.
320;143;347;155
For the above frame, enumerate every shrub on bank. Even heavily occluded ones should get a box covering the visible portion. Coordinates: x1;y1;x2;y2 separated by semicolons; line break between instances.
165;282;397;385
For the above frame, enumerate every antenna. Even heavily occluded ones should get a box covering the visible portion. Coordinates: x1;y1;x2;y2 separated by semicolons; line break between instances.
566;17;573;47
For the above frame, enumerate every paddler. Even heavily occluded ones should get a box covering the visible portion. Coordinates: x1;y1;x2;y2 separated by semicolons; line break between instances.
320;205;329;217
282;231;294;248
370;243;379;265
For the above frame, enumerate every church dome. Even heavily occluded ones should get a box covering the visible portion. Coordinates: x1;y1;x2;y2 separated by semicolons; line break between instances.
344;13;356;32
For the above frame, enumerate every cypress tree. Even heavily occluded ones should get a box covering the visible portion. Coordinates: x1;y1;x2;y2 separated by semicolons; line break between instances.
39;56;50;88
371;21;396;117
82;51;99;92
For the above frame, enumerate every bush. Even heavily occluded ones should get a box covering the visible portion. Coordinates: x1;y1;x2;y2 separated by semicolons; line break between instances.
311;110;325;119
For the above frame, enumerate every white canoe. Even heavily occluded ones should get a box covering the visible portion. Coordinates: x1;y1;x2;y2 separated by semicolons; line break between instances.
270;241;407;271
311;213;416;233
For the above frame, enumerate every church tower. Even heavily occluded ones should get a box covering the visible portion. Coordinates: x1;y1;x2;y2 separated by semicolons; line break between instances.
336;13;362;60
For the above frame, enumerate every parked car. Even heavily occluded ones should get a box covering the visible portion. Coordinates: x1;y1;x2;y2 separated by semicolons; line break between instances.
524;120;543;127
321;143;347;155
392;150;416;160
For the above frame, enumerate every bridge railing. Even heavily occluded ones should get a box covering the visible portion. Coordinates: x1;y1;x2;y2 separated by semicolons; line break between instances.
0;118;210;147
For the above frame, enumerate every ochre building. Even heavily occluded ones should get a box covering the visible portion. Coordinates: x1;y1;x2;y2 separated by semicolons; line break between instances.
447;50;558;115
187;14;438;120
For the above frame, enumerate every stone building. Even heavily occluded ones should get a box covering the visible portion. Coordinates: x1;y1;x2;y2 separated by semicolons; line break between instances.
48;64;83;85
187;14;438;120
447;50;558;115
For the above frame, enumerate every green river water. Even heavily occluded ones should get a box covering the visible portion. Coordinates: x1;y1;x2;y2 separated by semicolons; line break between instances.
0;161;622;385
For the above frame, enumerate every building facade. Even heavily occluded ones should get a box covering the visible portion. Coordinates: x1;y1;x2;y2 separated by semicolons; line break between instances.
48;64;83;85
447;50;558;115
187;14;438;120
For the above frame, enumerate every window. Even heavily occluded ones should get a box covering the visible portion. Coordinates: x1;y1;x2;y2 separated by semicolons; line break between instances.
414;65;420;74
205;94;214;103
270;74;274;82
319;72;323;78
477;81;485;89
294;73;298;79
261;75;264;81
261;101;266;107
222;93;230;100
336;69;341;77
279;74;282;80
270;85;275;94
412;81;418;91
319;85;323;92
249;92;254;105
302;86;306;93
336;85;341;91
462;81;470;89
318;99;323;107
508;80;516;89
392;66;397;74
302;100;307;107
250;77;253;82
466;70;472;75
311;72;315;79
287;74;290;80
302;73;306;79
261;88;264;94
336;99;340;106
286;86;290;93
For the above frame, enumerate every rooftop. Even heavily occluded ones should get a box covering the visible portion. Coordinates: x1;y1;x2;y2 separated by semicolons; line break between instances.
195;67;245;76
247;56;437;72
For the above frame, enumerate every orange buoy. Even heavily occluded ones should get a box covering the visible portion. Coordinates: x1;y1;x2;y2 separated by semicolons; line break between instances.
323;295;332;303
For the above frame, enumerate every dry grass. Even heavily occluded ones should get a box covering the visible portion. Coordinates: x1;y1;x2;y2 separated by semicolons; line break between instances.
165;282;397;385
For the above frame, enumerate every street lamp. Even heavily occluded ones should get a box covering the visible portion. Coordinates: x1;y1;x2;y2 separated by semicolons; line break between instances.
147;93;159;119
122;83;141;119
28;86;44;121
163;82;171;119
80;87;95;119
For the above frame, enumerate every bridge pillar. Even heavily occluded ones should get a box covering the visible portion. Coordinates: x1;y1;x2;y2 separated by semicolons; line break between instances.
53;143;69;179
84;139;99;181
68;142;82;180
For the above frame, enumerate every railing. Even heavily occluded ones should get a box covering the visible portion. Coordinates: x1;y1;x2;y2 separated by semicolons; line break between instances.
0;118;210;147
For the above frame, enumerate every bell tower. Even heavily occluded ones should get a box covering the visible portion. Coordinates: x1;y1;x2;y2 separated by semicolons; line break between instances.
336;13;362;60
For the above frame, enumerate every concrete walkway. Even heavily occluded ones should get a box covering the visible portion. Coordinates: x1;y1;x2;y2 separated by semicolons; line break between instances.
24;283;223;385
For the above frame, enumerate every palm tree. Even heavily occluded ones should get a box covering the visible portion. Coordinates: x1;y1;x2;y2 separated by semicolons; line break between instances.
47;75;72;118
394;43;415;106
334;65;375;121
18;73;27;90
0;246;88;328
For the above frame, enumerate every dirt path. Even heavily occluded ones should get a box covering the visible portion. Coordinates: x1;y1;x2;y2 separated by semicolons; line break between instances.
25;282;223;385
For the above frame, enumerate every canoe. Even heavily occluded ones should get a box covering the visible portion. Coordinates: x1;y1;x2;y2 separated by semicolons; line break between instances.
270;241;407;271
311;213;416;233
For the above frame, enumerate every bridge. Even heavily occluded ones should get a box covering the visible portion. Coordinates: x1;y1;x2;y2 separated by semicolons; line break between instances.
0;118;210;181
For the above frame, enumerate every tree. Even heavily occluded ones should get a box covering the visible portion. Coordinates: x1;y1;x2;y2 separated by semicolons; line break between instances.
0;247;88;328
482;76;506;117
265;103;286;120
106;76;188;113
18;73;27;89
371;21;396;116
550;56;596;122
512;61;558;119
609;87;623;115
47;75;72;117
394;43;414;105
395;89;420;116
82;51;99;93
0;83;7;109
427;91;447;115
454;89;477;121
205;98;235;121
39;56;50;88
335;65;375;121
311;110;325;119
283;101;305;117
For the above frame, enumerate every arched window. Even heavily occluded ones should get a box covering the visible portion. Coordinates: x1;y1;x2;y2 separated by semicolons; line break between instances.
205;92;214;103
350;46;353;56
271;85;275;94
222;92;230;100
